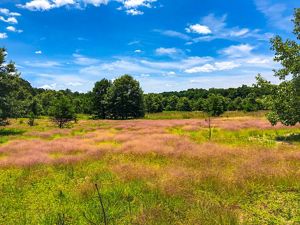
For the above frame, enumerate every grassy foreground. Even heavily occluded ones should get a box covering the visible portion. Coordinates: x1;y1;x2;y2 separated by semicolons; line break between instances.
0;114;299;224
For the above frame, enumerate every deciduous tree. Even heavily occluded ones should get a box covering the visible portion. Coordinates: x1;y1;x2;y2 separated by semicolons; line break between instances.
106;75;145;119
49;96;77;128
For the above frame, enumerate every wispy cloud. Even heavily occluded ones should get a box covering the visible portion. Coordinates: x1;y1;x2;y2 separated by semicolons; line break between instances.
154;29;191;40
73;53;100;65
158;13;272;43
254;0;293;31
185;61;240;73
155;47;184;58
190;13;272;43
219;44;255;58
24;60;62;68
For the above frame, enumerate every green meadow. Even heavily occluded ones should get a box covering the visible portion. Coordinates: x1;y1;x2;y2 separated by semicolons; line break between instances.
0;113;299;224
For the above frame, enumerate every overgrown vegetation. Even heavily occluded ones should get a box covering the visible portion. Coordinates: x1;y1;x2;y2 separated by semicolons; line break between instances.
0;116;299;224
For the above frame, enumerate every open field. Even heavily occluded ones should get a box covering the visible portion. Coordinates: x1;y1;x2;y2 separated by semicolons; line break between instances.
0;114;300;224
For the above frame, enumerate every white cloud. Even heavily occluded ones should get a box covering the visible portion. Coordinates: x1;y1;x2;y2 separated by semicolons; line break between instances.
18;0;55;11
0;33;8;39
53;0;76;7
128;40;140;45
73;53;100;65
0;8;21;17
67;82;83;86
123;0;156;9
167;71;175;75
6;26;23;33
185;64;216;73
155;47;179;56
24;61;61;68
215;61;240;70
39;83;57;89
35;50;43;54
17;0;85;11
185;61;240;73
186;24;212;34
82;0;109;7
0;16;18;24
18;0;156;15
229;28;249;37
126;9;143;15
141;56;213;70
220;44;255;58
181;14;271;43
134;49;142;53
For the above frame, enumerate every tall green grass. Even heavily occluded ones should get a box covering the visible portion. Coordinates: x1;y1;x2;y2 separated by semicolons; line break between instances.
170;127;300;147
145;111;268;120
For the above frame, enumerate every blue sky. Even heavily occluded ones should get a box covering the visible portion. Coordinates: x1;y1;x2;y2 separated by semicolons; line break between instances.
0;0;298;93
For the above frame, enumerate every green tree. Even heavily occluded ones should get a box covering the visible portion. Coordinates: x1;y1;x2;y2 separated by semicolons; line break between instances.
203;94;227;140
191;98;205;111
0;48;33;125
106;75;145;119
165;95;179;111
176;97;192;111
92;79;111;119
241;93;261;112
27;98;41;126
144;94;163;113
266;8;300;126
49;96;77;128
233;97;243;111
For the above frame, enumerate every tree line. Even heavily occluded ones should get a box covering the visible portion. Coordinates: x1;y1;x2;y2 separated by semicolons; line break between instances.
0;8;299;128
0;49;272;126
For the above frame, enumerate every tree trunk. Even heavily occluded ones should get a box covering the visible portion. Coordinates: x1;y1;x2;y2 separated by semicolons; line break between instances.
208;116;212;140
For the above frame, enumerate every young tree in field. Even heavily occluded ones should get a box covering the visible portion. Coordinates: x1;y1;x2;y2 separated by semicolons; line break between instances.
203;94;227;140
49;96;77;128
27;98;41;126
92;79;111;119
106;75;145;119
263;9;300;126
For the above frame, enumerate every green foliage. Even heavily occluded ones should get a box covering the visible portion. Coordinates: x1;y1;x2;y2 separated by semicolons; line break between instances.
271;9;300;80
268;80;300;126
176;97;192;111
165;95;179;111
241;93;262;112
144;93;163;113
106;75;145;119
0;48;34;125
264;9;300;126
92;79;111;119
191;98;205;111
49;96;77;128
204;94;227;117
